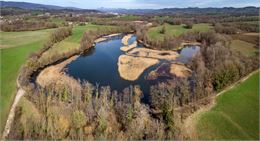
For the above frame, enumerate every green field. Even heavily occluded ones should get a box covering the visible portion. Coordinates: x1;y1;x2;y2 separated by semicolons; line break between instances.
230;39;259;56
0;29;53;133
196;71;259;140
117;15;141;21
40;24;116;60
147;23;212;41
0;24;113;134
0;29;53;48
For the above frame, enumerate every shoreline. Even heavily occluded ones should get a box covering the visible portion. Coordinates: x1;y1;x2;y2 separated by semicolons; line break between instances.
120;41;138;52
94;33;122;43
36;55;80;88
35;33;126;88
138;39;201;51
127;48;179;61
122;34;133;46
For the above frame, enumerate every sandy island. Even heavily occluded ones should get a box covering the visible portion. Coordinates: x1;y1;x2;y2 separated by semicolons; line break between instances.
94;33;122;43
127;48;179;61
118;55;159;81
120;41;137;52
122;34;133;46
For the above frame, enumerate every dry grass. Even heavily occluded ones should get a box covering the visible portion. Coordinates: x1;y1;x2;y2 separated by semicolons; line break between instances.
146;63;191;80
230;40;258;56
231;32;259;45
118;55;159;81
181;98;215;140
120;41;137;52
170;64;191;77
103;33;121;38
127;48;179;61
178;42;201;50
36;56;81;90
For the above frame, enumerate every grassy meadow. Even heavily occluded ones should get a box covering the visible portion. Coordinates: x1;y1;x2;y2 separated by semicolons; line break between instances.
195;71;259;140
147;23;212;41
0;29;54;133
40;24;116;61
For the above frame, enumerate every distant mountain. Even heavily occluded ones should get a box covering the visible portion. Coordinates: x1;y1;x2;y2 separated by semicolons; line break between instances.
1;1;259;15
0;1;81;10
98;7;260;15
98;8;154;14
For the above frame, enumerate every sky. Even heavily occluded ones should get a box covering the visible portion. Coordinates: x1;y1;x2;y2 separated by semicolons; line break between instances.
3;0;260;9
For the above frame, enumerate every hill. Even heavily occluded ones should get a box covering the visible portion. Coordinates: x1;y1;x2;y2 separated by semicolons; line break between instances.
0;1;80;10
99;7;259;15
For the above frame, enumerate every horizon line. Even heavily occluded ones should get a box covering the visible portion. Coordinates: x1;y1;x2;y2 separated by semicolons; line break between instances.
1;0;259;10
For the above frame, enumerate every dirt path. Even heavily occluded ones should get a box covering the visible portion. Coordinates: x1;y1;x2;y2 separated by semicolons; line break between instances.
181;70;259;139
1;88;25;140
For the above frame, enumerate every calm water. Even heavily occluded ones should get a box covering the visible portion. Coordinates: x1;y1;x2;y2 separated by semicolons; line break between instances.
65;35;199;102
176;46;200;63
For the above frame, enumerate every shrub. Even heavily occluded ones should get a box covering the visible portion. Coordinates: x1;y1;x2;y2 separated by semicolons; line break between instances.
72;110;87;129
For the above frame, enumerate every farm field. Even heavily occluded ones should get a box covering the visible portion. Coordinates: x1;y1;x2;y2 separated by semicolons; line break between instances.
230;39;259;56
0;29;54;133
195;71;259;140
0;29;53;49
147;23;212;41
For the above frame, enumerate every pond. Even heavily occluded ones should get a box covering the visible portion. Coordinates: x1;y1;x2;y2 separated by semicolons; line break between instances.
176;45;200;63
64;35;199;102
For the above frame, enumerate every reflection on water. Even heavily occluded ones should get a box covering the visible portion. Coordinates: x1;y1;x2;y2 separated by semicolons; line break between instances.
65;35;199;103
177;46;200;63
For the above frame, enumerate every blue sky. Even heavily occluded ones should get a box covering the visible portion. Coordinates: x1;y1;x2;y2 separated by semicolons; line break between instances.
3;0;260;9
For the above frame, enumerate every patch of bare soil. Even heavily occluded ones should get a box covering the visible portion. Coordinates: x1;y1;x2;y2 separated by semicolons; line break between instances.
36;55;81;90
127;48;179;61
122;34;133;46
120;41;137;52
0;45;11;49
118;55;159;81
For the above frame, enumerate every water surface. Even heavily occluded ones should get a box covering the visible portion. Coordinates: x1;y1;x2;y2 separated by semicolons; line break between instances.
65;35;199;102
